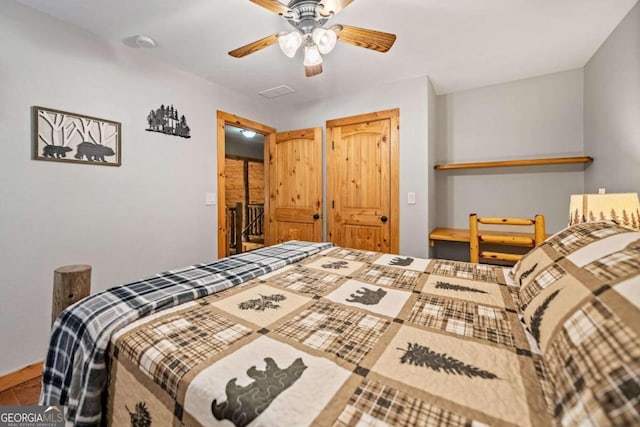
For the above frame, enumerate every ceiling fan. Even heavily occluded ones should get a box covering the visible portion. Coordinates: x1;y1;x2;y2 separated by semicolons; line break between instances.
228;0;397;77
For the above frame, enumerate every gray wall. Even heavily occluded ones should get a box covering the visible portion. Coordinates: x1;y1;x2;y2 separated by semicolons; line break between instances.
584;2;640;194
434;69;586;235
275;77;430;259
0;0;274;375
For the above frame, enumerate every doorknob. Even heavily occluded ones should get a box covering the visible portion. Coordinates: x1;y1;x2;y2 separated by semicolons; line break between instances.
380;216;388;223
313;213;320;220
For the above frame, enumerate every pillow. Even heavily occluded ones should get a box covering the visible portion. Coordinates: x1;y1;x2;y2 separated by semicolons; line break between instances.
513;221;636;308
512;221;640;425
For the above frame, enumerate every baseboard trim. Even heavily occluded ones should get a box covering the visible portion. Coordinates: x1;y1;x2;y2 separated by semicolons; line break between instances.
0;361;43;392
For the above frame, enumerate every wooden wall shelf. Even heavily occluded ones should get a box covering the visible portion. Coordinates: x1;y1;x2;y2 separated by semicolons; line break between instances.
434;156;593;171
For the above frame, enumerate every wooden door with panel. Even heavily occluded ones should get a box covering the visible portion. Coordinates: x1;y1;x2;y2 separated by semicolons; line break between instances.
327;109;399;253
267;127;323;244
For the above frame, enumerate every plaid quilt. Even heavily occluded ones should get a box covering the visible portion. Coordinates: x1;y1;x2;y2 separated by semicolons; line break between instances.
39;241;334;426
512;222;640;426
106;249;554;427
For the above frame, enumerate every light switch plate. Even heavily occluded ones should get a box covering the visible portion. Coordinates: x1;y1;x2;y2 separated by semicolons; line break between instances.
205;192;217;205
408;192;416;205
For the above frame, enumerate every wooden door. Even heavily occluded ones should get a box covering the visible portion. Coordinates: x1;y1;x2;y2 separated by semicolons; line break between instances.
267;127;323;244
327;109;399;253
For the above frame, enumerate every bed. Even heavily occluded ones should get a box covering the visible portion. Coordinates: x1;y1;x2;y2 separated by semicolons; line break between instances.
40;222;640;426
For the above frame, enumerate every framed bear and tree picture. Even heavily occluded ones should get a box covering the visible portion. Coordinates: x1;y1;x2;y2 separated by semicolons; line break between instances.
33;106;121;166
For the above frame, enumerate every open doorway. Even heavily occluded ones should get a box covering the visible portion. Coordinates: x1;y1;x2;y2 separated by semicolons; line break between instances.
216;111;275;258
225;125;265;255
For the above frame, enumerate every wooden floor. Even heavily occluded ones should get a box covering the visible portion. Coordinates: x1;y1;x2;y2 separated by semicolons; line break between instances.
0;377;41;405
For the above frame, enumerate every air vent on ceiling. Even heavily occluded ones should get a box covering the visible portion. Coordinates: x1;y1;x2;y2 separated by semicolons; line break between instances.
258;85;296;99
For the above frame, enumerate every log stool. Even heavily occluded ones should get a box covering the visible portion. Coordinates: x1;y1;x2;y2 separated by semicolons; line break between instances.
51;265;91;326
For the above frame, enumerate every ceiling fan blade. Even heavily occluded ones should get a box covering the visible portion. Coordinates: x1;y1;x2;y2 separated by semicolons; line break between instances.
228;34;278;58
333;24;396;53
249;0;294;18
317;0;355;17
305;63;323;77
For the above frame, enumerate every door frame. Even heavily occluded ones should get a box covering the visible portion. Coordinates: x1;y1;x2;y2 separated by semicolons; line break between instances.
326;108;400;254
217;110;275;258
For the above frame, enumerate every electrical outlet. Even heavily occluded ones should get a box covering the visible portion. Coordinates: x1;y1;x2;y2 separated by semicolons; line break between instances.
407;192;416;205
598;188;606;194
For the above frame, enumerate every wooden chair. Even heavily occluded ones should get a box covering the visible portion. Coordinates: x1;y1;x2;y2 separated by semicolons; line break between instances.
469;214;546;264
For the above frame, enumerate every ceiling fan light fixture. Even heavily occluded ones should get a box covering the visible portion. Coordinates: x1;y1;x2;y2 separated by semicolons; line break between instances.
232;0;395;78
303;45;323;67
312;27;337;54
278;31;303;58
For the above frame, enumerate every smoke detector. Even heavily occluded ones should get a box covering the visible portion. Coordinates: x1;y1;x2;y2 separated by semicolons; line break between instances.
133;35;156;48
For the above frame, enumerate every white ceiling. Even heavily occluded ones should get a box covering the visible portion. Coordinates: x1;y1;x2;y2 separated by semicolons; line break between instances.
17;0;638;104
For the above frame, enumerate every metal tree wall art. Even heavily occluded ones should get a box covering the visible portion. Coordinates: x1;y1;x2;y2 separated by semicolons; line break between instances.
33;106;121;166
146;104;191;138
